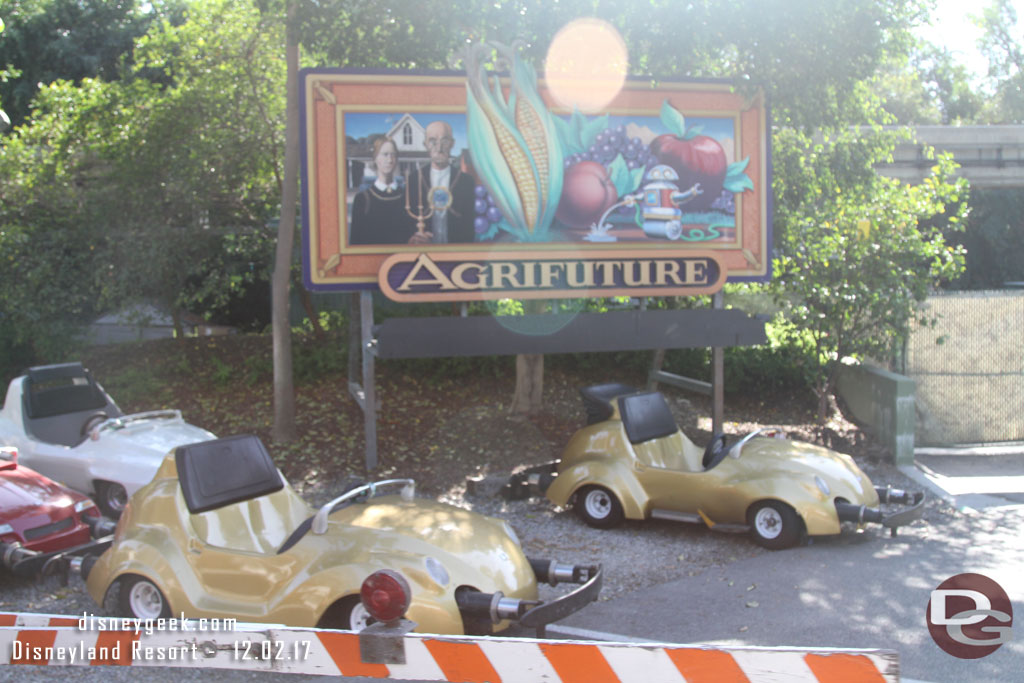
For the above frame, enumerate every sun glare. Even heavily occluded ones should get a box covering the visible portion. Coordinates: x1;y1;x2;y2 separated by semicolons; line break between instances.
544;18;628;113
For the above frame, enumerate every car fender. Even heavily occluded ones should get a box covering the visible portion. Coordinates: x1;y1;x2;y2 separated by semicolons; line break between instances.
546;457;649;520
287;561;466;634
86;537;186;610
733;479;841;536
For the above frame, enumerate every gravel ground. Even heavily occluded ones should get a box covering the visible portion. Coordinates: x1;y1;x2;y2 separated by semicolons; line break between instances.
2;388;949;681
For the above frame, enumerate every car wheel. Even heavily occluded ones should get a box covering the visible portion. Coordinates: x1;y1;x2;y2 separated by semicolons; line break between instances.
575;486;623;528
118;576;171;619
96;481;128;518
747;501;802;550
318;596;375;632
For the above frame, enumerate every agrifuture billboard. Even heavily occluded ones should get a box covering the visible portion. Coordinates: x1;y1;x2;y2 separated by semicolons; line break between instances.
300;45;771;302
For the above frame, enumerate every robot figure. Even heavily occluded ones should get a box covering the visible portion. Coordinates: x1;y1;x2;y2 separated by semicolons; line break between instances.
637;165;702;240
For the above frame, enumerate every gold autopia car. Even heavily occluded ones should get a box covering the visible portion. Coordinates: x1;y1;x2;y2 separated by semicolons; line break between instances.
83;434;600;635
512;384;923;550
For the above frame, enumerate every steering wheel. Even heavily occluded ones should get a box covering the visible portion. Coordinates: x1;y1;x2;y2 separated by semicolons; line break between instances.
702;433;730;470
81;412;109;437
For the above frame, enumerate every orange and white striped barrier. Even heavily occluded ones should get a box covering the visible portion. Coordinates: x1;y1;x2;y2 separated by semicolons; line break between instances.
1;612;898;682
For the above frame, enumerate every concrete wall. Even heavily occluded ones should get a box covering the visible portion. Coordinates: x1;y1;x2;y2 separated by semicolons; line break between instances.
876;125;1024;189
837;363;916;466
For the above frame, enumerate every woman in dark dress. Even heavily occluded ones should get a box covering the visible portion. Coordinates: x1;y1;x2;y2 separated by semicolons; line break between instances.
349;137;415;245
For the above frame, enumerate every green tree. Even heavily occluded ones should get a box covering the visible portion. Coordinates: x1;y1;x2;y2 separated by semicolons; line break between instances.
875;44;983;124
0;0;280;364
977;0;1024;122
772;126;967;420
0;0;163;128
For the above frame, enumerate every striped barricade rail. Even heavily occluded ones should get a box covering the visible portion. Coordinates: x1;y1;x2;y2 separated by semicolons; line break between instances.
0;612;899;682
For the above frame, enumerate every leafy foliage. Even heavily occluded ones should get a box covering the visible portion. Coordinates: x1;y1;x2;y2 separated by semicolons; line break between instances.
947;187;1024;288
0;0;279;361
0;0;162;127
772;126;967;419
977;0;1024;123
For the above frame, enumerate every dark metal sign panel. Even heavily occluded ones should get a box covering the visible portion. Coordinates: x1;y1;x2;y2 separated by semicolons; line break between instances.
373;309;768;359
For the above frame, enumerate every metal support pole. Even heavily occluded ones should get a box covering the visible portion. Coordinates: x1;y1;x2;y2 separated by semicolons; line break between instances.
360;291;378;471
712;291;724;435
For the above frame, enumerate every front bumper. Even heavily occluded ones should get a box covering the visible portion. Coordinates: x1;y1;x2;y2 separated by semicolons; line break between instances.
1;516;116;578
835;486;926;536
1;535;112;578
456;558;602;637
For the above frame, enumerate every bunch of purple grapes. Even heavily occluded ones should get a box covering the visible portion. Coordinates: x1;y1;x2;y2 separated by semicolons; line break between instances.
562;124;657;171
473;184;503;235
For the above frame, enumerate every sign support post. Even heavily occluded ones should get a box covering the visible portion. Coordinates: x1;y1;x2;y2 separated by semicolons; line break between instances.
712;291;725;435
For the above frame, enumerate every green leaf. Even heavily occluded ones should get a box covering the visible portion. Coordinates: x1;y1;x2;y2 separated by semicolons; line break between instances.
724;175;754;193
607;154;633;197
726;157;751;179
660;100;686;137
683;124;704;140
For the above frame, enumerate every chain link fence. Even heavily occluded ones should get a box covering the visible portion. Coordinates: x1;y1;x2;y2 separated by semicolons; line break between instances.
907;290;1024;446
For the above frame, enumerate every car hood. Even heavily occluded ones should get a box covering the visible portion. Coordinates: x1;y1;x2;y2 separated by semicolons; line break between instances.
728;438;876;501
324;496;530;589
92;421;215;459
0;464;82;520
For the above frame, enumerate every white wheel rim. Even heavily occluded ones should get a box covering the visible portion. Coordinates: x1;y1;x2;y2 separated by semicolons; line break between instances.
349;602;373;631
584;490;612;520
129;581;164;619
754;507;783;539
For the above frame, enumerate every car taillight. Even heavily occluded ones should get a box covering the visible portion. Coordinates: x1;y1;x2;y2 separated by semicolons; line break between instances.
360;570;411;624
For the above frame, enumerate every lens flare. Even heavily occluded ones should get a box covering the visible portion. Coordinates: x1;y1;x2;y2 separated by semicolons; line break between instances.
544;18;628;113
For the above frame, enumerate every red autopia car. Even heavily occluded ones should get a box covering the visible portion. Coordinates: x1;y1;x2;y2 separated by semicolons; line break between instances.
1;446;113;576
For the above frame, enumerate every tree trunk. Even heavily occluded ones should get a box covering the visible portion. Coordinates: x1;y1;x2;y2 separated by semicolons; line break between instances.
271;14;299;443
647;348;666;390
511;353;544;414
511;300;547;414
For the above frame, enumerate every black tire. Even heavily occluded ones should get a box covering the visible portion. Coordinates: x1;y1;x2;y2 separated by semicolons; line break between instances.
118;575;171;619
574;486;623;528
747;500;803;550
96;481;128;518
702;433;729;469
317;596;374;632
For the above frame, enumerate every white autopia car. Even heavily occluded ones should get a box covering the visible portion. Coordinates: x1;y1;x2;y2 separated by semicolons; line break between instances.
0;362;215;517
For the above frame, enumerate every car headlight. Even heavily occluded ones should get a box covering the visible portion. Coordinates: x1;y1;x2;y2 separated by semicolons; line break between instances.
74;499;97;514
0;523;13;536
815;475;831;497
424;556;450;587
501;521;521;547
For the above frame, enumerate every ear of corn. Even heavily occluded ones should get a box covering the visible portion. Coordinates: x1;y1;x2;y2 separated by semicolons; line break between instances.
464;43;563;241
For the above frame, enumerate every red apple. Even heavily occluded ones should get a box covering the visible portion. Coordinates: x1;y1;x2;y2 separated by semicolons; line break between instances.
556;161;619;229
650;133;727;211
